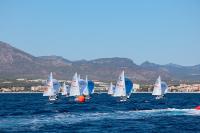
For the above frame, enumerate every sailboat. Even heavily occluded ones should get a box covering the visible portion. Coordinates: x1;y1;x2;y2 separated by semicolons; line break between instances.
43;72;58;101
152;76;168;99
108;82;115;95
113;70;127;101
80;75;95;99
69;72;86;102
69;72;81;96
61;82;69;96
82;75;90;98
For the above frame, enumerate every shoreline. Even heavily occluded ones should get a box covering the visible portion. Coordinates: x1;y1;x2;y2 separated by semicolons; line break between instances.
1;92;200;94
0;92;43;94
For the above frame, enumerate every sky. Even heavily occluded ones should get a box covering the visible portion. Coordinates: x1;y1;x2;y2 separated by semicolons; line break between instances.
0;0;200;66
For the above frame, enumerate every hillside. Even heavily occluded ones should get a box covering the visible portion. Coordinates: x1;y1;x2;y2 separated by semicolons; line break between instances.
0;41;199;82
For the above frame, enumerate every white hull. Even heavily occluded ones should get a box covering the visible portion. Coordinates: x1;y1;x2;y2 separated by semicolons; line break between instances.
155;95;164;100
119;96;127;102
49;95;57;101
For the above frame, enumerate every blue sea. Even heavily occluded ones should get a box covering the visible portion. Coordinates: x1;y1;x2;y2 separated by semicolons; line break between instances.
1;93;200;133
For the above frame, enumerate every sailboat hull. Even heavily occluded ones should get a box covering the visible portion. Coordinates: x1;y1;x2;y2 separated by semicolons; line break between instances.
119;96;128;102
49;95;57;101
155;95;164;100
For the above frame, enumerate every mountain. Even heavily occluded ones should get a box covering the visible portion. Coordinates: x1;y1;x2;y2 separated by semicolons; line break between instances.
38;56;72;66
141;61;200;81
141;61;161;69
0;41;199;82
0;41;39;78
0;41;73;79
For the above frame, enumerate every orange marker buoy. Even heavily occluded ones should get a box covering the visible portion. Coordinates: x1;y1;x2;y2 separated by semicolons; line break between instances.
195;106;200;110
77;95;85;103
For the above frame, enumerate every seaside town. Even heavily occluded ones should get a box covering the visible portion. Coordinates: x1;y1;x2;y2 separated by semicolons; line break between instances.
0;78;200;93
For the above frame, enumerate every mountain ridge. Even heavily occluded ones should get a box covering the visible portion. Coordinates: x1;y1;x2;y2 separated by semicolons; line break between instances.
0;41;200;82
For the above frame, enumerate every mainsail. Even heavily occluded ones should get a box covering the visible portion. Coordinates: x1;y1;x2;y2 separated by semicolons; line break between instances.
69;72;81;96
82;75;89;96
113;70;126;97
152;76;162;96
43;72;56;96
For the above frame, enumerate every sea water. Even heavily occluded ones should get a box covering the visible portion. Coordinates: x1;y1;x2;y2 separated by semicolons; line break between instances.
0;93;200;133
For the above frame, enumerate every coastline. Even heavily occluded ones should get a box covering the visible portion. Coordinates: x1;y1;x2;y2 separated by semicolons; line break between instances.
0;92;43;94
1;92;200;94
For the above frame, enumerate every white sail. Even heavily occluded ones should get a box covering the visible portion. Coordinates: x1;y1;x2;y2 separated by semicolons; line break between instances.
113;70;126;97
43;72;55;96
69;72;81;96
108;82;114;95
152;76;162;96
82;75;89;96
61;82;68;95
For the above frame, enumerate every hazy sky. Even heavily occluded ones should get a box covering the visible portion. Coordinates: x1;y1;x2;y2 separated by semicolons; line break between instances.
0;0;200;66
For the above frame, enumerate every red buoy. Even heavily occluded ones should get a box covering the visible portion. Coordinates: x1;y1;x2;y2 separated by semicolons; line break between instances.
76;95;85;103
195;106;200;110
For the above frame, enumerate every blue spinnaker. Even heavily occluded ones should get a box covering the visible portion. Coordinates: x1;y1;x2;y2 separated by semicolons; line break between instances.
88;80;95;94
125;78;133;96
